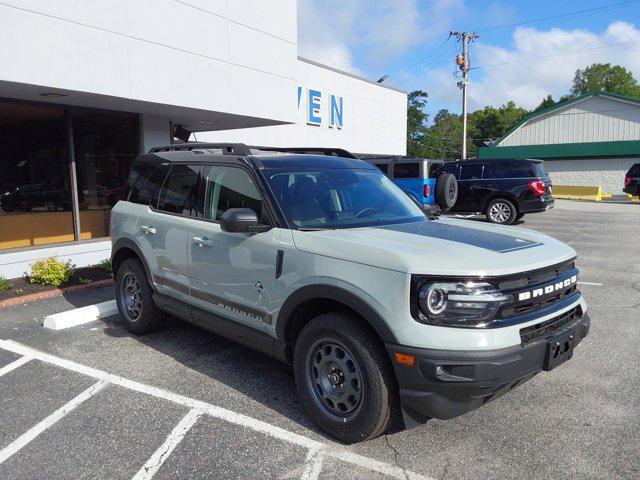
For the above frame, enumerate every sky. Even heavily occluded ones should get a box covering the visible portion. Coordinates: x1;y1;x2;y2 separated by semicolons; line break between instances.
297;0;640;118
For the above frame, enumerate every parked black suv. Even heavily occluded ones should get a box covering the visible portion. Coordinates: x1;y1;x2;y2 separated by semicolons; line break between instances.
624;163;640;198
443;158;554;225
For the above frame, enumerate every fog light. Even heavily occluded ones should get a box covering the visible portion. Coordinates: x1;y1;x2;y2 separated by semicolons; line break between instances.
435;365;445;376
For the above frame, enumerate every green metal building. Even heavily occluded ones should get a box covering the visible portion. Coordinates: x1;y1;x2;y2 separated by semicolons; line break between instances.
478;92;640;195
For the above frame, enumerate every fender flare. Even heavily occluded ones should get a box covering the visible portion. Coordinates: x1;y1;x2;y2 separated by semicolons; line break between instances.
276;284;398;344
111;238;154;290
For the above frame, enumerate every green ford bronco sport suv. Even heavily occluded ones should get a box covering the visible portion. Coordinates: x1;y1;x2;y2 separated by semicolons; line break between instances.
111;143;590;443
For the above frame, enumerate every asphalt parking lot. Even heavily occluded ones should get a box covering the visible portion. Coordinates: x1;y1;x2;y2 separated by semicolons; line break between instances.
0;199;638;480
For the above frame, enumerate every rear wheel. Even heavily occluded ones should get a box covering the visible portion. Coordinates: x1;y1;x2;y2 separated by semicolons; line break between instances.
293;312;397;443
115;258;161;334
486;198;517;225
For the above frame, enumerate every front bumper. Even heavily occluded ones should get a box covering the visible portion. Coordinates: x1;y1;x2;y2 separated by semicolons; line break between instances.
386;312;590;426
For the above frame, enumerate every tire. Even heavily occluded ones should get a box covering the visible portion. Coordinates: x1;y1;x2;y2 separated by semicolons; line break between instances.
486;198;517;225
115;257;161;334
435;173;458;211
293;312;398;443
515;213;525;222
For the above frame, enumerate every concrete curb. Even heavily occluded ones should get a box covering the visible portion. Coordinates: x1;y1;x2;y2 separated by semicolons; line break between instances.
43;300;118;330
0;279;114;309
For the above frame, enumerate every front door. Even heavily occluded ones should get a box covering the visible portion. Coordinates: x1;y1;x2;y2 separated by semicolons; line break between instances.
188;164;279;335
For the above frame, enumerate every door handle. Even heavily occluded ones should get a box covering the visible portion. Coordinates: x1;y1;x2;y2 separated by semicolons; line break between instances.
193;236;213;247
140;225;156;235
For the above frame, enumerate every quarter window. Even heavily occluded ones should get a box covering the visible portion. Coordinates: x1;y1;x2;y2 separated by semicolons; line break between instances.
157;165;199;215
459;164;483;180
203;166;263;221
128;164;169;207
393;162;420;178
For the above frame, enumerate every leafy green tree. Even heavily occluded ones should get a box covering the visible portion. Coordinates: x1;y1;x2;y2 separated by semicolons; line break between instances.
571;63;640;98
533;94;556;112
406;90;429;156
423;109;465;160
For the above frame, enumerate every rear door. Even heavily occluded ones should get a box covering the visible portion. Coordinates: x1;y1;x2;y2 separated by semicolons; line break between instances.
188;164;279;334
391;161;422;203
134;164;199;298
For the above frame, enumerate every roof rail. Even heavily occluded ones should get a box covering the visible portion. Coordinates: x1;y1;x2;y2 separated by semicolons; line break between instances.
149;143;252;155
249;146;359;159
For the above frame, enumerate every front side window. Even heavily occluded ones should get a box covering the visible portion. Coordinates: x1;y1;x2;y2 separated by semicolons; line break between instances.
203;166;263;221
264;167;425;230
157;165;199;215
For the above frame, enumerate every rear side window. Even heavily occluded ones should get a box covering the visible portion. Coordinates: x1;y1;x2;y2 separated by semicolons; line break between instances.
393;162;420;178
203;166;263;221
127;163;169;206
157;165;199;215
532;162;548;178
459;164;483;180
444;163;458;177
492;161;535;178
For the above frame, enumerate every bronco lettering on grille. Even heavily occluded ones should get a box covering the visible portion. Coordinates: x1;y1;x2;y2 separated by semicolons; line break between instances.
518;275;577;301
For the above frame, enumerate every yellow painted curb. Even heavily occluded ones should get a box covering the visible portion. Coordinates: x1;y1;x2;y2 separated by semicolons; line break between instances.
601;194;612;199
552;185;602;201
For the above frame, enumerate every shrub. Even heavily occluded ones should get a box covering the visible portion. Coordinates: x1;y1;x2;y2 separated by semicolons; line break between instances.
98;258;112;275
30;257;76;287
0;276;11;294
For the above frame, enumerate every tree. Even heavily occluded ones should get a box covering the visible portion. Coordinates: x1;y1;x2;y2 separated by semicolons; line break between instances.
571;63;640;98
533;94;555;112
406;90;429;156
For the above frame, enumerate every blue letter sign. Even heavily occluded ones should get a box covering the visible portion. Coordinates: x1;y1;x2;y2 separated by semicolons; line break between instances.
307;89;322;126
329;94;343;129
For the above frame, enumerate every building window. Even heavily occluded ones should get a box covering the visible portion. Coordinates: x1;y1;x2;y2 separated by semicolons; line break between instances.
0;99;140;251
0;102;73;250
72;112;139;240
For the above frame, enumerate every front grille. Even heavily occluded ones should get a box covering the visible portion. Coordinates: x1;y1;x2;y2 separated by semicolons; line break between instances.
496;259;579;319
519;306;581;345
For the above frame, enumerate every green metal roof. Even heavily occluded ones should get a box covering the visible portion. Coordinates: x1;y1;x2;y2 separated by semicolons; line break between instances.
491;91;640;147
477;140;640;159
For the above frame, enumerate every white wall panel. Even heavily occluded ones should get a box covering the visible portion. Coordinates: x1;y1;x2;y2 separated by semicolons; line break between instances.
545;157;639;195
0;0;298;124
200;58;407;154
502;96;640;146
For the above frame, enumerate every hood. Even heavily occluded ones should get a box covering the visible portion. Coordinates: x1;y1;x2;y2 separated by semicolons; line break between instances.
291;217;576;276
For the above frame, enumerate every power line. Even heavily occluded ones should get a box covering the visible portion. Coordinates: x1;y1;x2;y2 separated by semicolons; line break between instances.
471;39;640;70
390;43;459;87
478;0;639;37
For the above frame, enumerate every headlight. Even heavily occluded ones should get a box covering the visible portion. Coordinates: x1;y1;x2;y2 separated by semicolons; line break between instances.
417;281;511;327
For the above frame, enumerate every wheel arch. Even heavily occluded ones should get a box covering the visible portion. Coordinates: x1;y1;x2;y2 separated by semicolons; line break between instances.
482;192;520;214
111;238;155;290
275;284;398;364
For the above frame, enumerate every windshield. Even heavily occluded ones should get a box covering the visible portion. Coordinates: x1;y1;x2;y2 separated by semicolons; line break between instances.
263;167;425;229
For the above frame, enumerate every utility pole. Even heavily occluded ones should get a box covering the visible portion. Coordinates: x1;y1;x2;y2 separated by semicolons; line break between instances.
450;30;479;159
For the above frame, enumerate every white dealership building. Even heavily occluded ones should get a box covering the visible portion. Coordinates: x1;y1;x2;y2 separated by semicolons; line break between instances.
0;1;407;278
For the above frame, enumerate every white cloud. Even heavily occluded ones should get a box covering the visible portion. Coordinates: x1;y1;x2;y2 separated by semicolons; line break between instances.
297;0;463;74
468;21;640;109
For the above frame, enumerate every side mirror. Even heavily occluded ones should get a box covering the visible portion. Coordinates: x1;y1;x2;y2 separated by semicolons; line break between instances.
220;208;271;233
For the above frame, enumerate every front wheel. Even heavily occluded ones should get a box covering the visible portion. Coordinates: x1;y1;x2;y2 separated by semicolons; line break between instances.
486;198;517;225
293;312;398;443
115;258;161;334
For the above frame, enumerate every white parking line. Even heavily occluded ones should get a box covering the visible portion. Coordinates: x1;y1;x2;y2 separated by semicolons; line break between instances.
132;409;202;480
0;340;434;480
578;281;604;286
299;446;325;480
0;356;31;378
0;379;108;465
